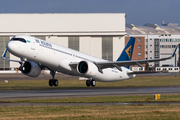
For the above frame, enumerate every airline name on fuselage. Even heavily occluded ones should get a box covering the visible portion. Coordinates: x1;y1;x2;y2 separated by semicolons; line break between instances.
36;39;52;48
35;38;93;63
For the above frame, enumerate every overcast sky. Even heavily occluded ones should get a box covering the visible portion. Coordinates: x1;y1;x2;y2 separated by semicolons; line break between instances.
0;0;179;26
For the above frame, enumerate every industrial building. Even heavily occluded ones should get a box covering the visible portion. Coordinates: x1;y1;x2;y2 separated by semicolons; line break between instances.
126;23;180;70
0;13;126;70
1;13;180;72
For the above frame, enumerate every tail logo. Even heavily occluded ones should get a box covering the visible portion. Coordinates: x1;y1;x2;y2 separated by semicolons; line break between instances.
125;45;132;59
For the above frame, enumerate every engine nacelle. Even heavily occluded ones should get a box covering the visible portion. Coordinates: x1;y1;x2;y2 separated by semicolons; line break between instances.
77;61;99;77
20;61;41;77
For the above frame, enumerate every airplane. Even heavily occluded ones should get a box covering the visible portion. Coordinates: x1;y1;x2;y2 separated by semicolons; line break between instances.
2;35;178;87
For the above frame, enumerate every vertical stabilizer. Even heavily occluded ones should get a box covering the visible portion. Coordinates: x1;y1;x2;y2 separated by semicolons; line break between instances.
116;37;135;68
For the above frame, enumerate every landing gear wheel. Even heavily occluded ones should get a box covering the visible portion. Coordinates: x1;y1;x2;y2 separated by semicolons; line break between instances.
49;70;59;87
49;79;54;86
53;79;58;86
86;80;91;87
91;80;96;87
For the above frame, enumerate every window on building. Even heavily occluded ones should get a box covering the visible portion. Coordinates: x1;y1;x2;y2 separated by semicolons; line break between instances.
138;52;141;56
138;45;141;49
173;39;177;42
138;38;141;42
68;37;79;51
155;53;159;57
102;37;113;61
150;51;152;53
150;45;152;47
172;45;176;48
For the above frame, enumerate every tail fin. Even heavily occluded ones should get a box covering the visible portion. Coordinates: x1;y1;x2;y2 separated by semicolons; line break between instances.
116;37;135;68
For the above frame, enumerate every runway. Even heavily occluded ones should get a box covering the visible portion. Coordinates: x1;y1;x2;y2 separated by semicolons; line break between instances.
0;86;180;100
0;72;179;81
0;72;180;107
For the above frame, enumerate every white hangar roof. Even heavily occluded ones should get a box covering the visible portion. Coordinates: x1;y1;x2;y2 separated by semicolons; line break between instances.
126;23;180;35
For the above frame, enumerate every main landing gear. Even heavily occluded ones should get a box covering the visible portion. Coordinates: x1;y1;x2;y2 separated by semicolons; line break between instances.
49;70;58;87
86;80;96;87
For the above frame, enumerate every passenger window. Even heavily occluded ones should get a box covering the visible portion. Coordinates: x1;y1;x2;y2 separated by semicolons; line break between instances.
11;38;26;43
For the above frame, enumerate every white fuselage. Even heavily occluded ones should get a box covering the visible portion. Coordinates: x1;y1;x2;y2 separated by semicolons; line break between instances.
7;35;135;82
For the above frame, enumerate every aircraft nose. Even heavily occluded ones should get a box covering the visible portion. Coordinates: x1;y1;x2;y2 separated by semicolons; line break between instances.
6;41;15;52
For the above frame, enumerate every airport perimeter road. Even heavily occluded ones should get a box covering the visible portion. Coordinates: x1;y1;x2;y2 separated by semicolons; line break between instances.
0;87;180;100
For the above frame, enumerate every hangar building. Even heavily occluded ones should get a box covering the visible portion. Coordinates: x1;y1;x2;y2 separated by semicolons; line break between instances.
0;13;126;70
126;23;180;68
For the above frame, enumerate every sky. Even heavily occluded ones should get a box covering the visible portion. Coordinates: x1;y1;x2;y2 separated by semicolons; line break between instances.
0;0;179;26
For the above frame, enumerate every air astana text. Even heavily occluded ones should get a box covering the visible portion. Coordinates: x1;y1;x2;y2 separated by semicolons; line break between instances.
36;39;52;48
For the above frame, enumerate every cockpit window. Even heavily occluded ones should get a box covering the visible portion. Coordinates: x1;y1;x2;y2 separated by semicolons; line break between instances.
11;38;27;43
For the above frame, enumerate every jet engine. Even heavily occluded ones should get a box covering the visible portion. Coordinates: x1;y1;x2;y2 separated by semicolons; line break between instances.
20;61;41;77
77;61;99;76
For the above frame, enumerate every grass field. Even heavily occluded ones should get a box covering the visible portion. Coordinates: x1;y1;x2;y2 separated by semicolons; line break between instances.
0;105;180;119
0;76;180;90
1;94;180;103
1;76;180;119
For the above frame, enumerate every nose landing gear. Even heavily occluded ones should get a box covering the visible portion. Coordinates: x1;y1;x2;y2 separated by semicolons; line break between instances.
49;70;59;87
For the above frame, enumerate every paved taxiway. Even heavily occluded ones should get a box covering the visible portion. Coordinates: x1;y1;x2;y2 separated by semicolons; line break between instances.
0;87;180;100
0;73;180;106
0;73;180;100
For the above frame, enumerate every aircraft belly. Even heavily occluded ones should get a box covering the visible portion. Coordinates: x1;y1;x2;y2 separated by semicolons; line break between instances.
92;68;130;82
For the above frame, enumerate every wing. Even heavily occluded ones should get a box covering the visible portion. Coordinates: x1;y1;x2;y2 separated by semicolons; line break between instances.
94;45;178;72
69;45;178;74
